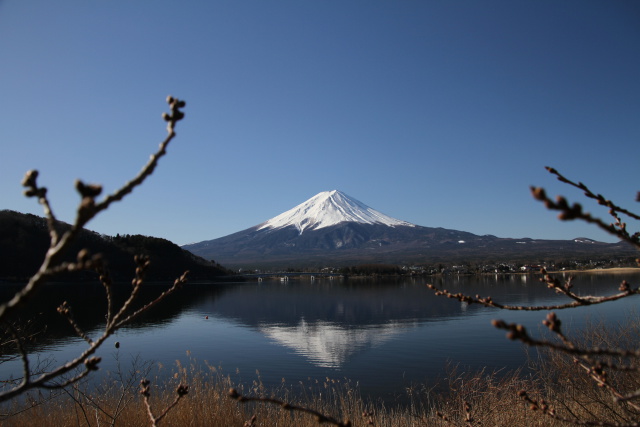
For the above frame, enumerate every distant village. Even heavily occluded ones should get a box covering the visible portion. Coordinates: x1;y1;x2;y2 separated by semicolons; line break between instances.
399;256;638;276
239;255;639;278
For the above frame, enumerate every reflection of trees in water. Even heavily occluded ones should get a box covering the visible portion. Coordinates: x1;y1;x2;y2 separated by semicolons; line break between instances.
206;280;467;327
204;275;629;329
0;282;230;354
203;277;587;368
0;274;634;360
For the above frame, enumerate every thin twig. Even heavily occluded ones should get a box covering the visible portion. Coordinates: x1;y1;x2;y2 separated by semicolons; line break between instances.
228;388;352;427
140;379;189;426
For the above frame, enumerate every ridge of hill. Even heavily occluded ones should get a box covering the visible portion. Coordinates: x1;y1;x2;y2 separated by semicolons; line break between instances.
0;210;231;282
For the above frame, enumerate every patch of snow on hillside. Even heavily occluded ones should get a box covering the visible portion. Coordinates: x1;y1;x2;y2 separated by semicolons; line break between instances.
257;190;415;234
574;238;596;244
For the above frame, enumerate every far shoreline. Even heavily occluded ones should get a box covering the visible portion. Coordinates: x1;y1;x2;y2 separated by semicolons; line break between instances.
549;267;640;274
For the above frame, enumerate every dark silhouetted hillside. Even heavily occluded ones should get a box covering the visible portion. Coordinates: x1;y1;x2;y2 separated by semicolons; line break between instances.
0;210;232;282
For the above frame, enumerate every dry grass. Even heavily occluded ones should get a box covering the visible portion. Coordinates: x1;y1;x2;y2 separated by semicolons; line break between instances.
0;358;556;426
0;364;622;427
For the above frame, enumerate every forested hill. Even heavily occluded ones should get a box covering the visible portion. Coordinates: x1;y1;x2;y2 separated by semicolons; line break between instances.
0;210;232;282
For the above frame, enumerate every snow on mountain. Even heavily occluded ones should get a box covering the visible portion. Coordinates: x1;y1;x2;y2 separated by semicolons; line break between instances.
257;190;415;235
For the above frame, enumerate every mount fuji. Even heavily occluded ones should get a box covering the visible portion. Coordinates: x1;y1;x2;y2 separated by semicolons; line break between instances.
257;190;414;234
183;190;634;269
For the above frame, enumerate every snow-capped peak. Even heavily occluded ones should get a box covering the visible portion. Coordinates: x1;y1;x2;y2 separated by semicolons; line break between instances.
257;190;415;235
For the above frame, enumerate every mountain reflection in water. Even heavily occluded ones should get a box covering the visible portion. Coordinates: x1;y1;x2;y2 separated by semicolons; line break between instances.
260;319;414;368
0;273;638;401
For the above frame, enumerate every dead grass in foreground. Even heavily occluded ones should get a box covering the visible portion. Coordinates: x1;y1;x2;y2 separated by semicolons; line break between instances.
0;362;576;426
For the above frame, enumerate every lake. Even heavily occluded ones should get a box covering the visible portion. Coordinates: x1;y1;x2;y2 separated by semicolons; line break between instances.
1;271;639;403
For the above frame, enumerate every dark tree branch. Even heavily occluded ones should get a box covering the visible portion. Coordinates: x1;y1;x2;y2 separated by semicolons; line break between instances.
0;97;190;409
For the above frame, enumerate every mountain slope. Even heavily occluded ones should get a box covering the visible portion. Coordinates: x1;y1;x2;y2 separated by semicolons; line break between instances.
0;210;231;281
183;191;637;269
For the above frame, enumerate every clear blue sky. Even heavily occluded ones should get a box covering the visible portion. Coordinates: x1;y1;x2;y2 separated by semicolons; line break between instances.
1;1;639;245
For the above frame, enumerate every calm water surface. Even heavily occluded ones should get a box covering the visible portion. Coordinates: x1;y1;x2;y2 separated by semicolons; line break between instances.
1;272;639;402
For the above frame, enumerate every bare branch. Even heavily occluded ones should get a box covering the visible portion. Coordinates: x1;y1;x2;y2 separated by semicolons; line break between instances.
4;323;30;390
429;167;640;425
228;388;352;427
531;167;640;249
57;301;93;345
0;96;186;325
21;170;59;245
544;167;640;222
0;96;189;404
140;379;189;426
427;277;639;312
